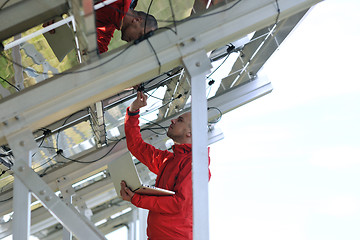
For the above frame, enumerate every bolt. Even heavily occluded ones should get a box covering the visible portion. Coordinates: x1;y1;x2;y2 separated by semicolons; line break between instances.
19;141;25;147
45;195;52;201
15;116;20;120
191;37;196;42
179;42;185;47
195;62;201;67
39;190;46;195
18;166;25;172
3;121;8;126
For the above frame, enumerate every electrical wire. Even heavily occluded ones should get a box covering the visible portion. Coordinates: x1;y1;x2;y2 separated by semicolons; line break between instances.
274;0;280;25
144;0;154;35
0;75;20;91
143;93;183;115
168;0;177;35
207;53;231;79
0;196;12;203
140;116;168;135
58;137;124;163
1;0;244;77
144;89;163;101
0;41;134;77
0;0;10;10
146;38;161;75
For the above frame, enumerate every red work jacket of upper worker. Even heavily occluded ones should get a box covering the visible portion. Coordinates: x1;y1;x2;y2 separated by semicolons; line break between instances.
95;0;131;53
125;108;211;240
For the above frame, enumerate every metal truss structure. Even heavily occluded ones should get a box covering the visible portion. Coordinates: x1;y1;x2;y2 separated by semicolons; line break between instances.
0;0;322;239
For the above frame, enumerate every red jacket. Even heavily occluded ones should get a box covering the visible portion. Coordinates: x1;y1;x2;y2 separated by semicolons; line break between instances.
95;0;131;53
125;108;211;240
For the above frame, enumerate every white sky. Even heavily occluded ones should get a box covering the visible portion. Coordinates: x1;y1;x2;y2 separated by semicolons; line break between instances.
209;0;360;239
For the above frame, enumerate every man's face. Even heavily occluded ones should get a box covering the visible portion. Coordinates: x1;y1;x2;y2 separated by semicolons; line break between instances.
121;21;154;42
167;112;192;143
121;20;143;42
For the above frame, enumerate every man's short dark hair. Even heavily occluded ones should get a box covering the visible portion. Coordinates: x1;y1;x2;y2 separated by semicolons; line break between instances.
136;11;158;30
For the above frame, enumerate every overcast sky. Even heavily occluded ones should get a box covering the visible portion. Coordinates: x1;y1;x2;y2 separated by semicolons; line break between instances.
209;0;360;239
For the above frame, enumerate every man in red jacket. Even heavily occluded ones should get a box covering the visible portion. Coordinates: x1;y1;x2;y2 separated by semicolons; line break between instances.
96;0;158;53
121;91;211;239
43;1;157;54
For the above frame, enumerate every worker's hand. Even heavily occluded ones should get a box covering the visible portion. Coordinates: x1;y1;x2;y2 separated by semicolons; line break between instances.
129;91;147;112
120;181;134;202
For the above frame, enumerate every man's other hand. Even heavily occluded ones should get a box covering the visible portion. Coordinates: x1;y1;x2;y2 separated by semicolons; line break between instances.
120;181;135;202
129;91;147;112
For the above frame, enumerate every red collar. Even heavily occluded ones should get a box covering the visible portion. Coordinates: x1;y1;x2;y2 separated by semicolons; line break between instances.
172;143;192;154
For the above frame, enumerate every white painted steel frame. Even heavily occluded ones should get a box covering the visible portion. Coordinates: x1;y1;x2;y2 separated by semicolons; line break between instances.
6;129;36;240
0;0;322;238
0;0;322;145
11;148;106;239
183;50;212;239
0;75;272;239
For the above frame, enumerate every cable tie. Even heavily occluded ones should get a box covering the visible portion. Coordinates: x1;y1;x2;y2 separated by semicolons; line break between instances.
208;79;215;86
227;45;235;53
43;129;52;136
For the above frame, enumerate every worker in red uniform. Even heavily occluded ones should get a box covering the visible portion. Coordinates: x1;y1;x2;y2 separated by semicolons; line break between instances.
96;0;158;53
43;0;157;54
121;91;211;239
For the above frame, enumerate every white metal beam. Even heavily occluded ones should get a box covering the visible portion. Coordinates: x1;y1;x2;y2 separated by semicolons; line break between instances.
183;50;212;239
0;0;322;146
6;129;36;240
0;75;272;239
11;154;106;239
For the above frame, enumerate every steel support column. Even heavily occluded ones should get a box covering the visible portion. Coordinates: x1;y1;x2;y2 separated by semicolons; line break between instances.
6;129;36;240
182;50;212;240
4;125;106;239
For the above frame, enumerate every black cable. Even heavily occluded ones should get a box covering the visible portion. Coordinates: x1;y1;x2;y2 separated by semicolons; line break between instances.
144;0;154;35
207;52;231;79
141;0;161;75
144;89;163;100
0;196;12;203
146;39;161;75
1;0;243;78
0;42;134;77
56;109;88;152
274;0;280;25
58;137;124;163
0;169;8;177
31;128;51;158
168;0;177;35
140;117;168;135
0;75;20;91
0;0;10;10
144;93;183;115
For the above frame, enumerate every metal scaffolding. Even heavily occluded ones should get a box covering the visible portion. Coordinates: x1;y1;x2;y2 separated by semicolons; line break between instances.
0;0;322;239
